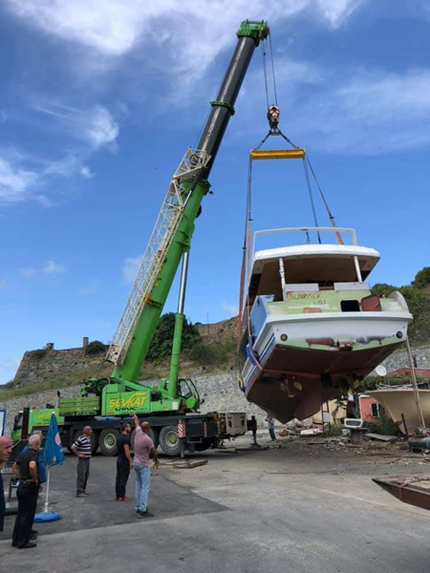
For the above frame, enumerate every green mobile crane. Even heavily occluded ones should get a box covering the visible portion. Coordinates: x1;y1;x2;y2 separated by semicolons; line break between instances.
11;20;269;456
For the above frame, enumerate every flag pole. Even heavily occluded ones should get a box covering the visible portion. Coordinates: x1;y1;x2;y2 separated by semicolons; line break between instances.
44;466;51;513
34;412;63;523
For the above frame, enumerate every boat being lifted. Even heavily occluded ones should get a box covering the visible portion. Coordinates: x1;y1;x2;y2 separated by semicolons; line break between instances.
239;226;413;423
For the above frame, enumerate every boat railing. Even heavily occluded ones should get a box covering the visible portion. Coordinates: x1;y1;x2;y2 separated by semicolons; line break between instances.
252;226;358;254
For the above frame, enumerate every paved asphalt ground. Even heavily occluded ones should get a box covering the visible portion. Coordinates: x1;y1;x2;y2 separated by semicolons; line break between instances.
1;434;430;572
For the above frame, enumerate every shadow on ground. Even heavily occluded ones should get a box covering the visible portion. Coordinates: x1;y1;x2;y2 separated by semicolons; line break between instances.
0;453;224;540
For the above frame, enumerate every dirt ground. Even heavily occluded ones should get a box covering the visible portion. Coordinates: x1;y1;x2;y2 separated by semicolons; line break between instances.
1;430;430;572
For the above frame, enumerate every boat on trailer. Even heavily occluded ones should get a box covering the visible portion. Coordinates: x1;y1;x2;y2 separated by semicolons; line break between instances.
239;226;413;423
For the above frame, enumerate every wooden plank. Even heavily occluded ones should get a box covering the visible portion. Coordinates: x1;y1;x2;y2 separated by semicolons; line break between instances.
172;460;208;469
366;433;398;442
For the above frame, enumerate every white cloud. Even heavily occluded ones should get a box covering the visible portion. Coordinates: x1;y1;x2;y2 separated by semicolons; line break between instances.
288;68;430;154
21;259;65;277
123;255;142;283
313;0;364;28
21;268;38;277
235;62;430;155
35;103;119;150
43;259;65;274
0;157;38;204
0;102;113;206
0;151;95;206
221;302;238;317
81;166;95;178
84;106;119;149
43;154;83;178
5;0;366;75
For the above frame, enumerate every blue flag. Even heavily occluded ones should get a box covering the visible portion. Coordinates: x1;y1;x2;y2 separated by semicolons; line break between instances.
43;414;65;467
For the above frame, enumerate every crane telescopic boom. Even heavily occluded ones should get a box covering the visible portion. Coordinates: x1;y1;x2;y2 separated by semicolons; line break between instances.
107;20;270;386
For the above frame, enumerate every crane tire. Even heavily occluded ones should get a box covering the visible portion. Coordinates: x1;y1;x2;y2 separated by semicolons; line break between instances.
159;426;181;457
99;429;119;456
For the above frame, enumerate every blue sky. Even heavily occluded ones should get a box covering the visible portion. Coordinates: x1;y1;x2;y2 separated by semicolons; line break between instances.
1;0;429;384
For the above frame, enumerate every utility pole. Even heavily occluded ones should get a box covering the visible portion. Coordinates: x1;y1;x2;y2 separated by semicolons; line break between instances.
405;338;426;429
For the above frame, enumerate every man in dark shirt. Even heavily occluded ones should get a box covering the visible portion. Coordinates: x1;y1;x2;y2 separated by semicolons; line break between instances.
17;430;47;484
11;433;41;549
71;426;93;497
115;422;132;501
0;435;13;533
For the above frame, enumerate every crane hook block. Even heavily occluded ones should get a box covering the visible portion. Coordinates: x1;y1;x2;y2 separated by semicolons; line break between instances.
267;105;280;129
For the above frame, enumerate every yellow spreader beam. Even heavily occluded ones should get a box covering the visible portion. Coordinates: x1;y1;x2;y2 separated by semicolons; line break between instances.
250;148;306;160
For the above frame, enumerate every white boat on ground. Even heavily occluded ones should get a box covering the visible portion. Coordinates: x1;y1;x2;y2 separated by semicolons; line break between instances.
369;386;430;434
239;227;413;423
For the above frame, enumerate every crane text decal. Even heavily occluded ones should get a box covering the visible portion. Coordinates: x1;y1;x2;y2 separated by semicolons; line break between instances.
108;393;147;413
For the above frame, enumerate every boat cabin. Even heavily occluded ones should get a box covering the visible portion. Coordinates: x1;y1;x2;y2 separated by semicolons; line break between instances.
244;228;406;321
249;243;380;306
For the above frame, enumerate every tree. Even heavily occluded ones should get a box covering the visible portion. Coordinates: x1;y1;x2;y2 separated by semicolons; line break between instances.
146;313;201;363
413;267;430;290
371;283;396;297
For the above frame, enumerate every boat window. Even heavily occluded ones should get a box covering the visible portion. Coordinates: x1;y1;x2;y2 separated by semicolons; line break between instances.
341;300;360;312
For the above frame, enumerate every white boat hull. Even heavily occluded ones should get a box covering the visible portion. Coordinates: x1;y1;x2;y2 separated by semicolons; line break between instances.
242;311;412;423
369;389;430;434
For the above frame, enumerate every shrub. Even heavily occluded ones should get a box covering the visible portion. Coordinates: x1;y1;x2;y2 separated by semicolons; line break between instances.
188;340;235;366
30;349;47;360
373;414;401;436
85;340;107;354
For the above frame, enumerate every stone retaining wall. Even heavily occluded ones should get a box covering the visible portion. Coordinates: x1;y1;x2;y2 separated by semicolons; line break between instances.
378;345;430;373
13;347;108;387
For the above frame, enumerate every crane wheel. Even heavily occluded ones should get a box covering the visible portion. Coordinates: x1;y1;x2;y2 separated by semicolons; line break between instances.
99;429;119;456
159;426;181;457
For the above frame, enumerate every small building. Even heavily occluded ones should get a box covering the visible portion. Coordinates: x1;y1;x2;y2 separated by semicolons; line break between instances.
358;394;386;424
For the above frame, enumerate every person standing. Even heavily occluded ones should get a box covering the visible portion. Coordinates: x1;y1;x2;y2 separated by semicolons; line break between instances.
131;414;158;518
115;422;132;501
71;426;93;497
11;433;41;549
17;430;47;485
0;435;13;533
266;416;276;441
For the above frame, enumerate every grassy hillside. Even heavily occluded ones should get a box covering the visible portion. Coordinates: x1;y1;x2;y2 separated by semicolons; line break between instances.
0;314;237;401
